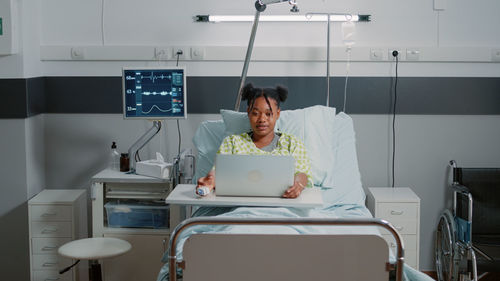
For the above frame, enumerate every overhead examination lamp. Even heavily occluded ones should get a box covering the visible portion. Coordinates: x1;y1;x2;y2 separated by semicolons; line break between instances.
195;0;371;111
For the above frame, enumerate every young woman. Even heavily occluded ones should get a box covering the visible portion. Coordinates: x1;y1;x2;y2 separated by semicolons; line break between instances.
197;83;312;198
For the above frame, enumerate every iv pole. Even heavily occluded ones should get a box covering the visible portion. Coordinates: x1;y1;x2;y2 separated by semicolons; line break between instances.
234;0;299;111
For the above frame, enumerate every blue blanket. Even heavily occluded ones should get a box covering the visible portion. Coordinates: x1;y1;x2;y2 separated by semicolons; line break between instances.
157;189;433;281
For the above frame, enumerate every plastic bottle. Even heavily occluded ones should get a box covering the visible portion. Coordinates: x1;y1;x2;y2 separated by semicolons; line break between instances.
109;142;120;171
120;153;130;172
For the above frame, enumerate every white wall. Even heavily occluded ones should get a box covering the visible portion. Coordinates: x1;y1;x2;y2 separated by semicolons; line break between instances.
1;0;500;276
0;118;30;280
38;0;500;77
26;114;45;198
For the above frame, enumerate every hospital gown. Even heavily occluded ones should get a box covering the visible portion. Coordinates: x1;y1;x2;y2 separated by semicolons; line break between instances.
217;132;314;187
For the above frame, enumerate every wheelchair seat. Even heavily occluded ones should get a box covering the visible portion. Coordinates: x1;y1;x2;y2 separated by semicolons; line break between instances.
435;162;500;281
457;168;500;273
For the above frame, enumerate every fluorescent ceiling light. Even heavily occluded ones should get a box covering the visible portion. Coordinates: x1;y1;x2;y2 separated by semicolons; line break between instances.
196;14;371;23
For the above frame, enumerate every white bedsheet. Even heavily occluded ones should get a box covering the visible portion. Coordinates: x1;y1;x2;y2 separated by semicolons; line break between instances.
156;190;433;281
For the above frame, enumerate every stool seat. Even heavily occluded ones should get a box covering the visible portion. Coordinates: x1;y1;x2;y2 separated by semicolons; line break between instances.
58;237;131;260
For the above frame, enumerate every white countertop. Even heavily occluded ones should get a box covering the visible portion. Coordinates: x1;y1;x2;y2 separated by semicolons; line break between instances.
29;189;86;204
367;187;420;203
91;168;169;183
166;184;323;208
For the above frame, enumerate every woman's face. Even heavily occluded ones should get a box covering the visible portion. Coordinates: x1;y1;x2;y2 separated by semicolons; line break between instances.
247;96;280;138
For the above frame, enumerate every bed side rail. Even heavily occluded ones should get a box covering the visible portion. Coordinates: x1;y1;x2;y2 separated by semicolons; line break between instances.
168;217;404;281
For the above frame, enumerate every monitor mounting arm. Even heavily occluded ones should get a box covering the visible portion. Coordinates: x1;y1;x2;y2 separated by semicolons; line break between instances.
128;120;161;172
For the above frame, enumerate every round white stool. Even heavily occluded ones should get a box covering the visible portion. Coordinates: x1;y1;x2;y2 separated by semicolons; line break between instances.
58;237;132;281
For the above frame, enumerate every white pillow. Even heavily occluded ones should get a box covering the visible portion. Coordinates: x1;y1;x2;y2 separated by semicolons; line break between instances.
219;106;336;186
220;109;251;135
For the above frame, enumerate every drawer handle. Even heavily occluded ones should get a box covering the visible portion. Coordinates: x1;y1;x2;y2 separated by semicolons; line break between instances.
42;229;58;234
390;210;404;215
45;278;60;281
43;262;58;267
42;246;57;251
41;213;57;217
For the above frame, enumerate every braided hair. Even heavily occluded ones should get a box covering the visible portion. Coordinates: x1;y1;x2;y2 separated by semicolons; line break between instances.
241;83;288;115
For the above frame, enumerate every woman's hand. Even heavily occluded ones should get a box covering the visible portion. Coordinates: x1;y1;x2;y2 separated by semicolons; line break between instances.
283;173;307;198
196;170;215;195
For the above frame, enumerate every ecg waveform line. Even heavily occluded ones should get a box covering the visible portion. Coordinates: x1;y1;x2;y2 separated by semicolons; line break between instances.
142;105;174;114
142;91;172;96
141;73;172;83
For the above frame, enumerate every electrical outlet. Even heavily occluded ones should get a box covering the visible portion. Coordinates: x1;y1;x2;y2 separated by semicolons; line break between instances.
389;49;402;60
70;47;84;60
370;48;384;61
154;47;172;60
173;47;189;60
492;49;500;62
190;47;205;60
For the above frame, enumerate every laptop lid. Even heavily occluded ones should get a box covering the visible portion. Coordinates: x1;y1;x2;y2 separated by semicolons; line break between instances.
215;154;295;197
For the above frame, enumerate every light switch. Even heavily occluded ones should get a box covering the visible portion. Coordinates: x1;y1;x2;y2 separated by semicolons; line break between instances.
370;49;383;61
492;49;500;62
406;49;420;61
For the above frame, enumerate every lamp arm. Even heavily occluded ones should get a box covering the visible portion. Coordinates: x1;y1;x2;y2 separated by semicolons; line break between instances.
234;10;261;111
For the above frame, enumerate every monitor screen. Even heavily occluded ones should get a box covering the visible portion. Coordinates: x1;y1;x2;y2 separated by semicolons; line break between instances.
122;67;187;119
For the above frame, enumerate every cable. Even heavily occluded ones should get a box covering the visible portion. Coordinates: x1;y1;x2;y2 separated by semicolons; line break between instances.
391;50;399;188
101;0;105;45
175;51;183;156
342;47;352;113
437;11;441;47
175;50;182;67
177;119;181;156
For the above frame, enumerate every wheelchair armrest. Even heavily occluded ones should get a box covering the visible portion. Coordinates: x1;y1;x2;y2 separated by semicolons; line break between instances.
451;183;474;224
451;183;471;195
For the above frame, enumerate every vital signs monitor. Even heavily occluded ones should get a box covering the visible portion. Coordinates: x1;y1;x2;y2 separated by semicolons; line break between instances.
122;67;187;119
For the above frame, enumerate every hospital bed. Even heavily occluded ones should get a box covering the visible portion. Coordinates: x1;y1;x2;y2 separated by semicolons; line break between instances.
157;106;433;281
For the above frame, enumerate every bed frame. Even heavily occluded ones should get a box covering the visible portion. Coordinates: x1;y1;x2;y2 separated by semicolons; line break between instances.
168;217;404;281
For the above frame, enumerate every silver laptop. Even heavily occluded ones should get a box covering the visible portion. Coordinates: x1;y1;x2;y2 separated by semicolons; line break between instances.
215;154;295;197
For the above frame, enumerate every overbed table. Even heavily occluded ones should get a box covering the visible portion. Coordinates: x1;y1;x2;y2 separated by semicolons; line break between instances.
166;184;324;229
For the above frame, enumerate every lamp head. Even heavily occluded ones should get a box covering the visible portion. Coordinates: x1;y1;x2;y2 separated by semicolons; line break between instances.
255;0;299;12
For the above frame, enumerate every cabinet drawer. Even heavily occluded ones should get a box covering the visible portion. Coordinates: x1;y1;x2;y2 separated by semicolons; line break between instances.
31;222;72;238
376;203;418;220
382;234;417;251
32;238;72;254
380;219;417;235
31;205;72;221
33;270;73;281
32;254;73;270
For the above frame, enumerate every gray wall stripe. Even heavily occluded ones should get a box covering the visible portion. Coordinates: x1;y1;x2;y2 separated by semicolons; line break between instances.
1;76;499;118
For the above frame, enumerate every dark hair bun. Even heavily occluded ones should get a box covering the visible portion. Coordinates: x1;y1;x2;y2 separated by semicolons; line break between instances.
241;83;255;101
276;85;288;102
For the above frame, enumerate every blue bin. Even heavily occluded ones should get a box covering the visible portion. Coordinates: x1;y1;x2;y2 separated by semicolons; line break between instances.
105;202;169;229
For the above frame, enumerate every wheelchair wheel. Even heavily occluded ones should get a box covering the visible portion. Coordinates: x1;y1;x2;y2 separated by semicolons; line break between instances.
436;209;458;281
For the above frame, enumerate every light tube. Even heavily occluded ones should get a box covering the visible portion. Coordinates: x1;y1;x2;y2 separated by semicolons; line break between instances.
198;14;370;23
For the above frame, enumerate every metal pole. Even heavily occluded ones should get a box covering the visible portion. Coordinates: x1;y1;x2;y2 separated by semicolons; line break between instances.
235;10;261;112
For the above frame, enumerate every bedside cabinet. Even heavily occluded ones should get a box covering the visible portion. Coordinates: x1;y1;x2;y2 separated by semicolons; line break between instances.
366;187;420;270
28;189;88;281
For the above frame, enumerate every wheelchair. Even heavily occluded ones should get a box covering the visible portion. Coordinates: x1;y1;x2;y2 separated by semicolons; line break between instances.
435;160;500;281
